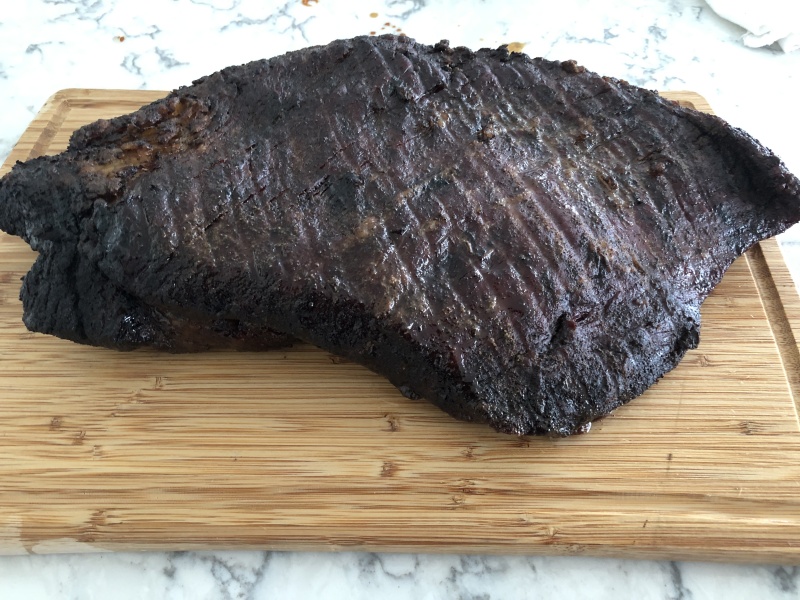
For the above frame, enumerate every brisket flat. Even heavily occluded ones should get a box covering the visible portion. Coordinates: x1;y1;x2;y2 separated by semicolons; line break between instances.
1;35;799;435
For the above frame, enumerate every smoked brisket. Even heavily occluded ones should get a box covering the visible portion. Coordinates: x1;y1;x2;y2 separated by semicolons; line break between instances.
1;35;799;435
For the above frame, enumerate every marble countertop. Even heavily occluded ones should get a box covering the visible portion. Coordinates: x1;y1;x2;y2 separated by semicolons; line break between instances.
1;0;799;598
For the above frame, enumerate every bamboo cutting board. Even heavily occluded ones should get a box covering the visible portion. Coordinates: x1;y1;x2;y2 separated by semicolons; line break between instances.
1;90;799;563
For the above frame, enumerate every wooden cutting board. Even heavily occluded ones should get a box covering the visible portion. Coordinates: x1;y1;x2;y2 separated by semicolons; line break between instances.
1;90;799;562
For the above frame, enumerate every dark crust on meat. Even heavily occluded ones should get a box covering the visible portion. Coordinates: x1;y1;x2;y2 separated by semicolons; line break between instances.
1;35;799;434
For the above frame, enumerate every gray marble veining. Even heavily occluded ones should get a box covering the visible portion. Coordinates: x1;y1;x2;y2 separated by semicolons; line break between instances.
0;551;799;599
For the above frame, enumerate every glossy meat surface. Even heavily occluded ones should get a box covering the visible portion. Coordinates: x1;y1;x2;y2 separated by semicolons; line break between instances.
2;35;799;434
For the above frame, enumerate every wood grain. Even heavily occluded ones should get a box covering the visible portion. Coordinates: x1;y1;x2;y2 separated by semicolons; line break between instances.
1;89;799;562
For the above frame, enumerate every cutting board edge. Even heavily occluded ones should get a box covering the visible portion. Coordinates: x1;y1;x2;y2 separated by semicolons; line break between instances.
1;90;67;175
2;533;799;566
747;240;800;429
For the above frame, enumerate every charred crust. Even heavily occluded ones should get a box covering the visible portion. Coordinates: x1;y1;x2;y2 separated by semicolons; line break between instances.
1;34;798;436
560;59;586;74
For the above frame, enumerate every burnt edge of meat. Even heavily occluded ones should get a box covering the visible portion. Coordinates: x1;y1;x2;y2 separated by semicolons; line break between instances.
1;34;799;435
0;125;294;353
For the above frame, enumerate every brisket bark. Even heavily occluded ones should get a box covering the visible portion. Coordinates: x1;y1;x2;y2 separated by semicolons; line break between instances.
1;35;799;435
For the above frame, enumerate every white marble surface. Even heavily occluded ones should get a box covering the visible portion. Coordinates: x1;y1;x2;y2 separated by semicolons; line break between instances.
1;0;800;598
